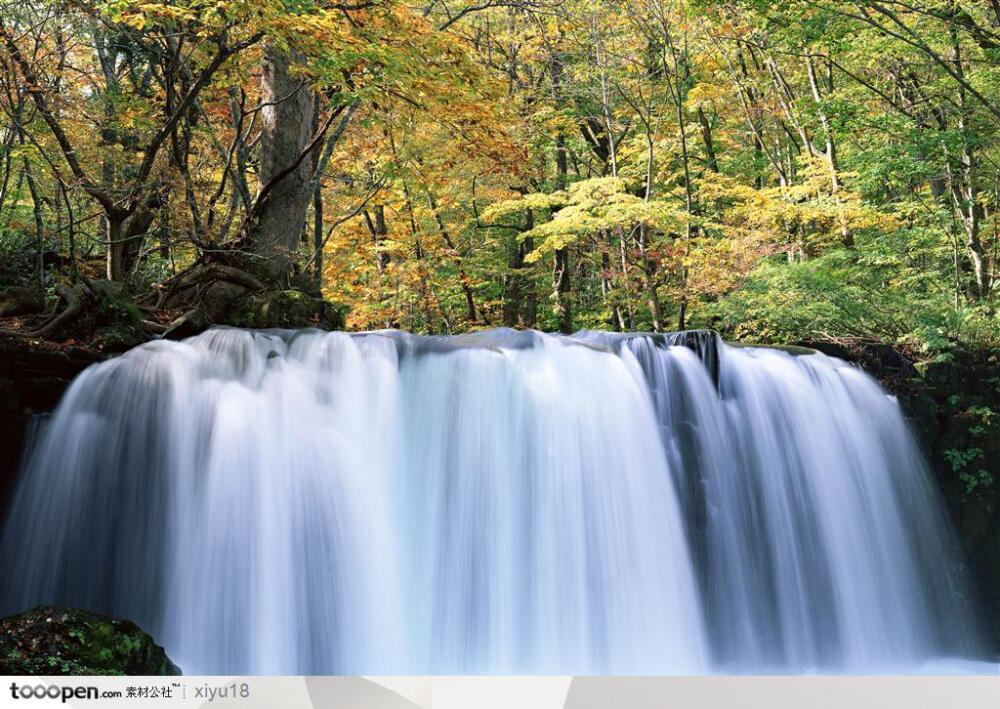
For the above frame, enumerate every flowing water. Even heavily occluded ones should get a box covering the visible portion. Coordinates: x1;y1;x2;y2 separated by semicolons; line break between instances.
0;328;986;673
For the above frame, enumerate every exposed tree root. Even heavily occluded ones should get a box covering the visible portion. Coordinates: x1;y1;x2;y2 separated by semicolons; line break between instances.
34;284;85;339
29;257;340;346
140;319;169;335
30;279;150;346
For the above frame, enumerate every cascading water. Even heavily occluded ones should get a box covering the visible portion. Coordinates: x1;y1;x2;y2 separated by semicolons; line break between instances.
0;328;985;674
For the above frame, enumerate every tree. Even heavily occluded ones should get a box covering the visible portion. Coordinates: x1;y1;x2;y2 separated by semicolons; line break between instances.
0;0;265;283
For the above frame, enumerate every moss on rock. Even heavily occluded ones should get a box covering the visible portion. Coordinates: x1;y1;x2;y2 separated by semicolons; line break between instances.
85;281;147;351
234;289;346;330
0;606;180;676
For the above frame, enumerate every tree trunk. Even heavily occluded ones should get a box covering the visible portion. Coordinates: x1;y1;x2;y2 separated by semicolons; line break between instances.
948;32;990;298
523;232;537;328
553;132;572;333
371;205;389;273
311;94;324;293
550;42;573;334
251;43;314;281
107;211;155;283
502;208;536;327
428;192;480;324
553;247;572;334
807;53;852;248
18;137;44;291
502;235;524;327
106;218;125;282
697;107;718;173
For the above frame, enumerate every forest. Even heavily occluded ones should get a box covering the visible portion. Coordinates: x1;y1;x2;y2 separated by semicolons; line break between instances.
6;0;1000;678
0;0;998;350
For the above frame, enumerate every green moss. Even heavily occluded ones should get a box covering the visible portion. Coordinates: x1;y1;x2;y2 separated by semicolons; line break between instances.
0;606;180;676
88;282;146;350
233;289;346;330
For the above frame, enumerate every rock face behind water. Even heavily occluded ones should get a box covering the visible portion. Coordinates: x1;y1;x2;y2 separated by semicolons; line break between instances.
0;335;106;512
803;338;1000;649
0;606;181;675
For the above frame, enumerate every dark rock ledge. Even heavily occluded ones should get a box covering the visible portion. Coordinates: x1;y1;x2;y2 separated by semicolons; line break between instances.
0;333;106;511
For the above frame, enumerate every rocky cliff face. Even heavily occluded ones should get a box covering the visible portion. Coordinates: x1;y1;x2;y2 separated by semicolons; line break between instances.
899;352;1000;651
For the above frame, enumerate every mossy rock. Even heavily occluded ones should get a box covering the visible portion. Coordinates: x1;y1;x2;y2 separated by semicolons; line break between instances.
235;289;346;330
0;286;44;317
0;606;180;675
164;286;348;339
86;281;147;350
45;280;147;351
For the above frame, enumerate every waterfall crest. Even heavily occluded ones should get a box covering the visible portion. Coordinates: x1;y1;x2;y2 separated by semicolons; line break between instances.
0;328;983;673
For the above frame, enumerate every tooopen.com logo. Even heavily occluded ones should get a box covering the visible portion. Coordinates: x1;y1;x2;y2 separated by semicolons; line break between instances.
9;683;122;703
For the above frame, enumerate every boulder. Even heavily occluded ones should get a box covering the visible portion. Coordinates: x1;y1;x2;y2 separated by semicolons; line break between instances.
0;287;44;317
235;289;346;330
0;606;180;675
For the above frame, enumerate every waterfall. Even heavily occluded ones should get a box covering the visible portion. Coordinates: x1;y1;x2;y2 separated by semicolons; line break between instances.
0;328;984;674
